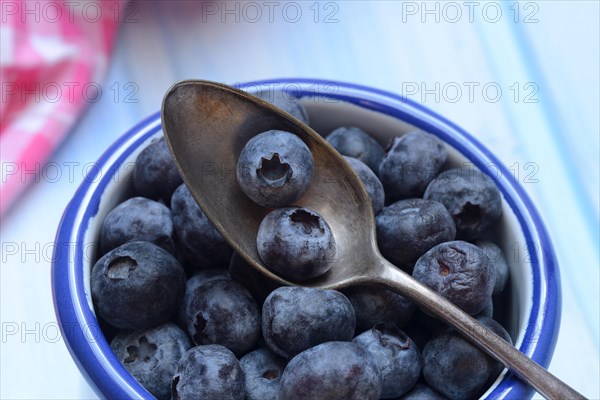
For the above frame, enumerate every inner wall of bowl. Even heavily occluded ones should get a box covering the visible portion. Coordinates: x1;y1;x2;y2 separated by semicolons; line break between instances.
302;98;531;344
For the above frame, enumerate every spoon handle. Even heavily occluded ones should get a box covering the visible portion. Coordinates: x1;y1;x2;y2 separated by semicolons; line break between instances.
377;259;585;400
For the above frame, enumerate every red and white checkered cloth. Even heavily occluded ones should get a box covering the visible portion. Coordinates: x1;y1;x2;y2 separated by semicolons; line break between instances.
1;1;124;216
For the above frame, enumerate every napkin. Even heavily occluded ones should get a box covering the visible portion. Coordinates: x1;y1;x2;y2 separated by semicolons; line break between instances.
1;1;124;216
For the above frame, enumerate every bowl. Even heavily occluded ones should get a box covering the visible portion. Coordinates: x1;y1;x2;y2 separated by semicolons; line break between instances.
52;78;560;399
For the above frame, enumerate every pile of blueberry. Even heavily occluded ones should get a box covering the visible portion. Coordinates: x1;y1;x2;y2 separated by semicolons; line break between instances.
91;93;512;400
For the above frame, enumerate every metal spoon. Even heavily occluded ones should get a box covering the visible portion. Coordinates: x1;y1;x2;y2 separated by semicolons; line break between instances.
161;80;584;400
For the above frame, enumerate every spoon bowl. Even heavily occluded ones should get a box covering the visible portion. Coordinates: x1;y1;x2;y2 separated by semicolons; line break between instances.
161;80;583;400
161;80;382;289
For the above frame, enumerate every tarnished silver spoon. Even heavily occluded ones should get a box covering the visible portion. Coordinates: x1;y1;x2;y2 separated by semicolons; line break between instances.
161;79;584;400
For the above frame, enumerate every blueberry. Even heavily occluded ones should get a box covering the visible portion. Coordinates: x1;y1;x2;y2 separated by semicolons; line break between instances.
398;383;447;400
99;197;175;256
353;323;421;398
477;297;494;318
422;317;511;400
326;126;384;172
257;207;335;282
133;137;183;204
171;183;233;270
236;130;314;208
110;323;191;400
262;287;356;358
413;241;495;315
424;168;502;240
379;132;447;202
229;252;282;304
178;268;231;325
280;341;382;400
257;90;309;124
240;348;287;400
422;331;489;400
91;241;185;330
477;240;509;295
476;316;513;383
344;156;385;215
186;279;260;355
342;285;414;332
171;344;245;400
376;199;456;272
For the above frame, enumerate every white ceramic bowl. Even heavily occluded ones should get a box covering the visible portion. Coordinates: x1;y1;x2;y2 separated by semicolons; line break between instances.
52;79;560;399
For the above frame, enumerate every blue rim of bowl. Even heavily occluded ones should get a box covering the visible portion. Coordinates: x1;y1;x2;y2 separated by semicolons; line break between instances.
52;78;560;399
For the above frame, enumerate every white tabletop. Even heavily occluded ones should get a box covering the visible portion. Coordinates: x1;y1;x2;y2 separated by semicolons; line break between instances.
1;2;598;399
